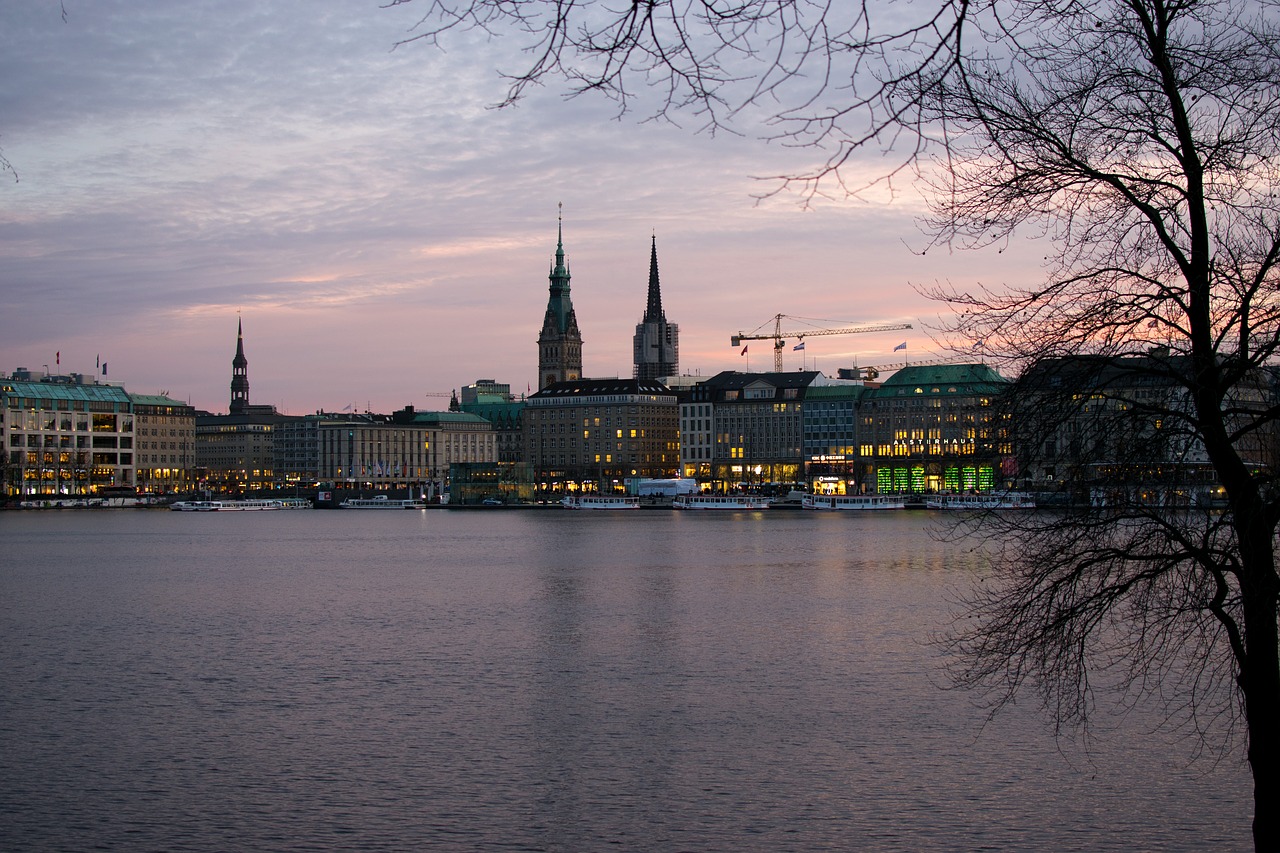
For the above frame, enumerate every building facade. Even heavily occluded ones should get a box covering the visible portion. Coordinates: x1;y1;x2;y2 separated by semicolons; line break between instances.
1013;351;1272;504
858;363;1011;494
524;378;679;494
699;371;826;492
633;235;679;381
271;407;496;497
196;412;295;493
671;366;1008;496
194;320;296;493
674;377;715;482
802;382;870;495
2;369;136;499
537;215;584;391
131;393;196;494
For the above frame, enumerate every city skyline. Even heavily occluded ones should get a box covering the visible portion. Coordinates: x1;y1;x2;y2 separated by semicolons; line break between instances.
2;1;1042;414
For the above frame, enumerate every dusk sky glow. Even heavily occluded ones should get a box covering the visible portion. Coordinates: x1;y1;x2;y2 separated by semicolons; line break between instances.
2;1;1042;414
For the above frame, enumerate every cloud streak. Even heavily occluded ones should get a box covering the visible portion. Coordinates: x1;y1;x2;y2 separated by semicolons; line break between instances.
1;0;1040;412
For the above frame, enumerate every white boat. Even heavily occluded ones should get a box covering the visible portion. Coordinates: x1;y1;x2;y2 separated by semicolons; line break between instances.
802;493;906;511
672;494;772;510
339;495;428;509
562;494;641;510
924;492;1036;510
171;499;283;512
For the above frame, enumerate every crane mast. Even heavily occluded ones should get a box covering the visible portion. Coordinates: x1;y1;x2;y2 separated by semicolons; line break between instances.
731;314;913;372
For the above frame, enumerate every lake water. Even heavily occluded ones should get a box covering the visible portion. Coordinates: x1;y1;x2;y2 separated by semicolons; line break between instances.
0;509;1251;851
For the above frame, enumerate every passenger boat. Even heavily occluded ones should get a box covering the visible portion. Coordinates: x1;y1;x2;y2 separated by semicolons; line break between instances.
924;492;1036;510
801;493;906;511
171;499;283;511
339;495;427;509
561;494;641;510
672;494;772;510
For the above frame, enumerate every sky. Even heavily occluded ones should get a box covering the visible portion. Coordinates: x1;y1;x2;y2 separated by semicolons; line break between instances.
1;1;1041;414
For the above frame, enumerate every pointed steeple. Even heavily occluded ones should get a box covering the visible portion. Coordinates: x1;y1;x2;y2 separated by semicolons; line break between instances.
633;233;679;381
230;316;249;415
537;204;584;390
551;203;569;281
644;233;665;322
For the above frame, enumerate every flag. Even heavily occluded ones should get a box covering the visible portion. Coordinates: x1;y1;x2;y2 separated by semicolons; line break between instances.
102;362;108;376
793;341;805;351
56;351;60;365
96;354;100;368
894;342;907;352
740;345;748;355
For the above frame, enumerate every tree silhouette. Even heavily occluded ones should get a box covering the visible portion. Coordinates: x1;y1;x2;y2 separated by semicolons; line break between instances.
390;0;1280;847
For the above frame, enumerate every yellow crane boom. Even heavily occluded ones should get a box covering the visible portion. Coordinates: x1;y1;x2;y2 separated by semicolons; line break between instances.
731;314;913;372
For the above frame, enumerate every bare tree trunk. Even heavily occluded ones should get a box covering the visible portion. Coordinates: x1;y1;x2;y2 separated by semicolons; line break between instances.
1239;524;1280;851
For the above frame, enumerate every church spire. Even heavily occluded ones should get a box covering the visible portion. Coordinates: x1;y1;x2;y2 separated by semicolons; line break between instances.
644;233;665;322
230;316;249;415
537;204;583;390
552;202;568;280
633;233;679;381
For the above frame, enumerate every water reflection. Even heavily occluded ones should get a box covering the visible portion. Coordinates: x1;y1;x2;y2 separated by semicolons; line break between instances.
0;510;1251;852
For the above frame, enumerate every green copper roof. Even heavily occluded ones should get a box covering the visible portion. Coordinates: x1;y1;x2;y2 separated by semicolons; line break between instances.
544;210;576;334
873;363;1008;397
2;379;131;404
803;384;868;401
409;411;492;426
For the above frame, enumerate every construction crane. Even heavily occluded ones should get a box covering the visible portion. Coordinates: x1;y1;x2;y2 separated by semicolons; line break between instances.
853;357;957;381
421;391;459;410
731;314;913;372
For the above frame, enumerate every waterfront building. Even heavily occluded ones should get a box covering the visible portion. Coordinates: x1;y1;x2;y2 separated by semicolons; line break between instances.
311;411;433;489
802;381;871;495
633;235;679;381
858;363;1011;494
272;407;495;497
195;410;296;493
537;212;584;391
130;393;196;494
195;320;298;493
524;378;679;495
672;376;714;482
1;368;136;499
460;381;525;466
670;370;866;493
1013;350;1272;502
402;409;497;484
699;370;861;492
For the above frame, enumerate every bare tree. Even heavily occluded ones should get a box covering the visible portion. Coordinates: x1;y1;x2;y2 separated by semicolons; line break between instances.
389;0;1280;847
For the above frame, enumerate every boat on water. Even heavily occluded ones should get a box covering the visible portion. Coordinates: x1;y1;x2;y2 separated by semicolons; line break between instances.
924;492;1036;510
767;490;807;509
171;499;284;512
802;493;906;511
561;494;641;510
672;494;772;511
339;495;428;509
